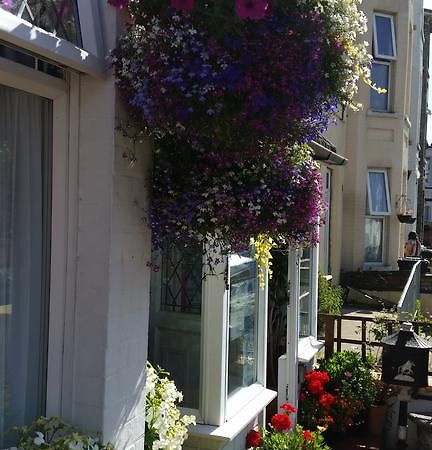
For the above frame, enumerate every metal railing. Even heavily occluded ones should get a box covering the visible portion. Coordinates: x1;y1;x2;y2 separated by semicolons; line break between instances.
397;259;422;320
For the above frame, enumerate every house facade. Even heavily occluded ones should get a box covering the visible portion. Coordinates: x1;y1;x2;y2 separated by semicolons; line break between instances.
324;0;424;274
0;3;286;450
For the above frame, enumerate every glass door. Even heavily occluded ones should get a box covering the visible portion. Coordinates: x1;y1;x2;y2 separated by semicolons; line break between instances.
0;84;52;447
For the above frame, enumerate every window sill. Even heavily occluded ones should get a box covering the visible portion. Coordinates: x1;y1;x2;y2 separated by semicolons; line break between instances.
298;336;324;363
366;110;399;119
363;264;392;271
188;387;276;442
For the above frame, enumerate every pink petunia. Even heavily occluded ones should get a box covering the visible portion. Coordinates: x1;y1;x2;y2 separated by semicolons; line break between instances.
1;0;14;10
171;0;194;13
235;0;269;20
107;0;129;9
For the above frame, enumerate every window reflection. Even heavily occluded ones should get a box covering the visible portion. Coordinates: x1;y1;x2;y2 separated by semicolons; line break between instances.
0;0;82;47
228;254;258;395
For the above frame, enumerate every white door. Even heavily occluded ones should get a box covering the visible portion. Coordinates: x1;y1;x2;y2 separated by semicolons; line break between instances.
322;168;332;274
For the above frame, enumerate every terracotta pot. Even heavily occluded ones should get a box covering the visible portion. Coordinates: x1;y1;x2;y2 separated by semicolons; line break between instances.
367;404;387;435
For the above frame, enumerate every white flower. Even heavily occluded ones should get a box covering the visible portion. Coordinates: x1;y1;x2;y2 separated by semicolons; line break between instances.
68;440;84;450
33;432;45;446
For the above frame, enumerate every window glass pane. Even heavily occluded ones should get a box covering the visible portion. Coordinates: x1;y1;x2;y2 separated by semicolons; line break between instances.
149;246;202;409
299;248;311;337
228;254;258;396
0;85;52;447
370;63;389;112
374;15;395;57
365;218;384;263
368;171;389;213
0;0;82;47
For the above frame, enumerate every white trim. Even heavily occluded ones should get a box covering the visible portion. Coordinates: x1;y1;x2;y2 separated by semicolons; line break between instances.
0;69;77;418
310;245;319;338
76;0;106;58
0;56;66;98
297;336;324;363
370;60;391;112
189;387;276;442
286;249;300;421
201;259;228;426
367;169;391;215
373;13;397;60
0;9;106;78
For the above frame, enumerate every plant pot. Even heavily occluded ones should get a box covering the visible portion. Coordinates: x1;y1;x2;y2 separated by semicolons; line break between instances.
367;404;387;435
397;214;416;224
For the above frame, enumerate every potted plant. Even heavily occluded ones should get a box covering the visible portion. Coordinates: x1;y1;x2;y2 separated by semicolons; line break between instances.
315;351;377;433
367;377;395;435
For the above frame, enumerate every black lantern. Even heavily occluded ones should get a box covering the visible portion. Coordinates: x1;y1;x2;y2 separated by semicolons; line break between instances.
382;322;432;387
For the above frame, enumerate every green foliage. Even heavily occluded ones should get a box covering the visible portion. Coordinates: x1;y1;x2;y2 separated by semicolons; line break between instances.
12;417;113;450
318;351;377;409
258;425;331;450
318;272;344;316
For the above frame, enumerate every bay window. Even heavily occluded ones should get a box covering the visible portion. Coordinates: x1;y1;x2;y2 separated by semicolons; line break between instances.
365;169;390;265
149;247;272;429
0;84;52;448
364;217;384;264
373;13;397;60
370;62;390;112
0;0;82;46
367;169;391;216
370;12;396;113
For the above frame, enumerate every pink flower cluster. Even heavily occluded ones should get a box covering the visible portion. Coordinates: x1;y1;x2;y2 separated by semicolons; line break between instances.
108;0;270;21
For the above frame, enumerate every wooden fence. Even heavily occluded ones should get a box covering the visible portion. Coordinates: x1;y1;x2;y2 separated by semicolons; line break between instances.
320;314;432;373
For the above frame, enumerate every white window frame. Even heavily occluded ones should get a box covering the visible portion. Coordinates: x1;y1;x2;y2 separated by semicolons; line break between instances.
0;57;79;418
373;13;397;60
367;169;391;216
0;7;105;78
370;61;391;112
201;255;271;426
149;250;274;434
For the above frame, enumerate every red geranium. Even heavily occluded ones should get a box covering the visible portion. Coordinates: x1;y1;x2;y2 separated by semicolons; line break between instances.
305;370;330;385
271;413;292;432
307;378;324;395
302;430;314;442
280;403;296;413
319;393;337;409
246;429;261;448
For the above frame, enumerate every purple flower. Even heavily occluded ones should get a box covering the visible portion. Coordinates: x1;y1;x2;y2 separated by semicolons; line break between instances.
1;0;14;10
235;0;269;20
107;0;128;10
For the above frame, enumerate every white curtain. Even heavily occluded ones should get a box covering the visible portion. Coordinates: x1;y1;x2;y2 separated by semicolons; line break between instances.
0;84;52;447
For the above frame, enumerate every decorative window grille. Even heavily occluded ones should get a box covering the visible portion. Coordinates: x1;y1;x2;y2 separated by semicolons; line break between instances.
0;0;82;47
160;245;203;314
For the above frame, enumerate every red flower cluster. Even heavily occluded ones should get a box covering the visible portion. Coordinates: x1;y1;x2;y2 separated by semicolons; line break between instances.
302;430;314;442
318;393;337;410
304;370;330;395
271;413;292;432
246;403;296;447
246;429;261;448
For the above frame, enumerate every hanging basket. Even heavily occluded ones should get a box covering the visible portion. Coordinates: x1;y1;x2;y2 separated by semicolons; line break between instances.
397;214;416;224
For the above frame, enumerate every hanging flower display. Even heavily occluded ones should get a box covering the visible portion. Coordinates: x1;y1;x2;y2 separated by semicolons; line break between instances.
111;0;370;145
109;0;369;279
150;137;325;277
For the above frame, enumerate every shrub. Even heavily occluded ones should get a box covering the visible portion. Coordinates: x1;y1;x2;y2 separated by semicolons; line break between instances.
12;416;113;450
318;272;344;316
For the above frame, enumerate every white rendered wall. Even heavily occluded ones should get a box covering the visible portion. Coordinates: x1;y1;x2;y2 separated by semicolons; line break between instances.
67;5;152;450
